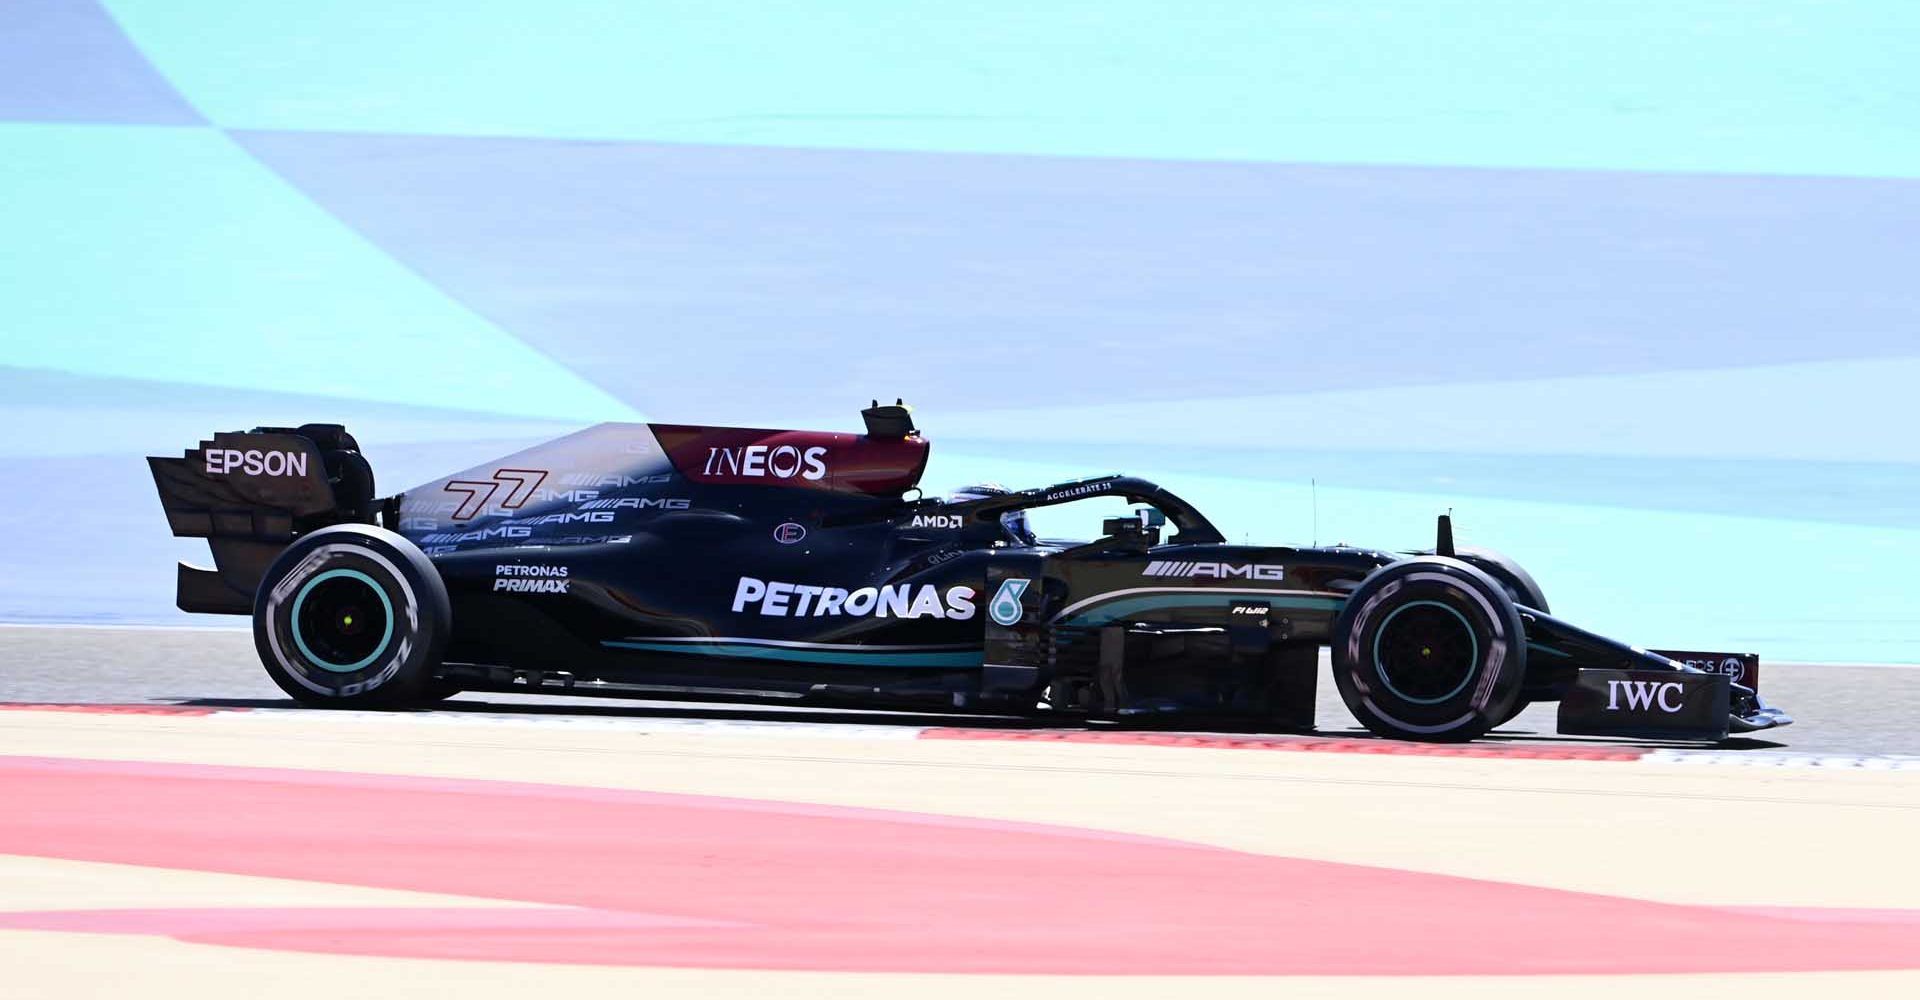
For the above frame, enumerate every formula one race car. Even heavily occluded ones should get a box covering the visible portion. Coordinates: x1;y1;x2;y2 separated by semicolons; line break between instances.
149;403;1789;743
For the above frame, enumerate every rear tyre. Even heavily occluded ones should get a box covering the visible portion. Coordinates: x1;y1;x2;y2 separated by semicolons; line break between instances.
1332;557;1527;742
252;524;450;708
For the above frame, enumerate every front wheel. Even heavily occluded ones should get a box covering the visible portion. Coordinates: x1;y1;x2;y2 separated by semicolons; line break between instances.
1332;557;1527;742
252;524;450;707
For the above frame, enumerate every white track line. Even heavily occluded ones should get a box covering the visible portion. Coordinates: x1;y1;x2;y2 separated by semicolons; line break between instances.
0;622;247;632
1643;749;1920;770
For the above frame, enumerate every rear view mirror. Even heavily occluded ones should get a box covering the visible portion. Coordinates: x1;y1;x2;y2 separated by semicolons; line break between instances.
1139;507;1167;528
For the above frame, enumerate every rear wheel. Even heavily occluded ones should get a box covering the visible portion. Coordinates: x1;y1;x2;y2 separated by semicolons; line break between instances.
1332;557;1527;742
253;524;450;707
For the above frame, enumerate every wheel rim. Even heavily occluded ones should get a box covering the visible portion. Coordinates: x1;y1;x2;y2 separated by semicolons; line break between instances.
290;568;395;673
1371;600;1479;705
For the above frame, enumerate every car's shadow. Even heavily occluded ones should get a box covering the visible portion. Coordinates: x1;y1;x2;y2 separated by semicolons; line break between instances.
176;696;1790;751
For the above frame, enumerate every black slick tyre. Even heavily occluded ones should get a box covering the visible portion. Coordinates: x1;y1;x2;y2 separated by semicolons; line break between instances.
1332;556;1527;742
1454;545;1549;613
1452;546;1548;726
252;524;450;707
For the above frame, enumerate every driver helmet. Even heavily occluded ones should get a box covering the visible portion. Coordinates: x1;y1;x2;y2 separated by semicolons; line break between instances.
946;483;1035;545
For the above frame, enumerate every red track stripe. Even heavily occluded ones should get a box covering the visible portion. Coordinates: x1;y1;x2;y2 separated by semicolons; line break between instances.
919;727;1649;760
0;755;1911;974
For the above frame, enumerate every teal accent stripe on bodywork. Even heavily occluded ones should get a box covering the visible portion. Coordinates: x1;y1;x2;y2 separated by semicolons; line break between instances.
603;640;983;668
1058;593;1344;628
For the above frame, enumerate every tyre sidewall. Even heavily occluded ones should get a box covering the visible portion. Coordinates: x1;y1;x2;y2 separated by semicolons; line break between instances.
1333;557;1526;742
1454;545;1549;613
253;525;448;706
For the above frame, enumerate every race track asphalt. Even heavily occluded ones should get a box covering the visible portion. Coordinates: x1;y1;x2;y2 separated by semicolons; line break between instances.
3;625;1914;757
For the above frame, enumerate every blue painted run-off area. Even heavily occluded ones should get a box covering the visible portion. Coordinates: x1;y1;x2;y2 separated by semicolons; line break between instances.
2;2;1916;662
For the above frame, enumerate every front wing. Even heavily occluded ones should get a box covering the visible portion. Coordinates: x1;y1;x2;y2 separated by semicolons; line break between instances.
1525;610;1792;741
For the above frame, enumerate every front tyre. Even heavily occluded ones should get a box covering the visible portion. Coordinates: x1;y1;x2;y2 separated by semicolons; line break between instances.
1452;546;1549;727
1332;557;1526;742
253;524;450;707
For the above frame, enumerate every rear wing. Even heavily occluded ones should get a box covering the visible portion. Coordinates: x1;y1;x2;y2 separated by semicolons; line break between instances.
148;424;375;614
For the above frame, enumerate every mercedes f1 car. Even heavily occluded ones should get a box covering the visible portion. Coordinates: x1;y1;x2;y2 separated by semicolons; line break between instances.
149;403;1789;743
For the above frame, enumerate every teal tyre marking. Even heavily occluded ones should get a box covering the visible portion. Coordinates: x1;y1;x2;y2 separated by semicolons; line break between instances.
290;568;395;673
1372;600;1478;705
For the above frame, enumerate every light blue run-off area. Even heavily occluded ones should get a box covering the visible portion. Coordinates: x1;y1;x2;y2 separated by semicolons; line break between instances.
928;451;1920;665
105;0;1920;177
0;123;636;423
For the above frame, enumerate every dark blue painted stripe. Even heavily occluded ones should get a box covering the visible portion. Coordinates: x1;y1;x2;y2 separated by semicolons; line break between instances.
231;130;1920;420
0;0;203;124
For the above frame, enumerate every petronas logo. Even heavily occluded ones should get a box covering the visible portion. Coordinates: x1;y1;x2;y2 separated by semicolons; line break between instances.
989;578;1030;626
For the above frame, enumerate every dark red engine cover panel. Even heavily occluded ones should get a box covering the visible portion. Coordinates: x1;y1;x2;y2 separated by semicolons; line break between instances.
653;424;929;496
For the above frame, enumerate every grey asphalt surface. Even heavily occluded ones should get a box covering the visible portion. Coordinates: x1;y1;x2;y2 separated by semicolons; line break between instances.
2;625;1916;756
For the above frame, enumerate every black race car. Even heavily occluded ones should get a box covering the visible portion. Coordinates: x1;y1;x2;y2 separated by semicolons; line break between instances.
149;402;1788;743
